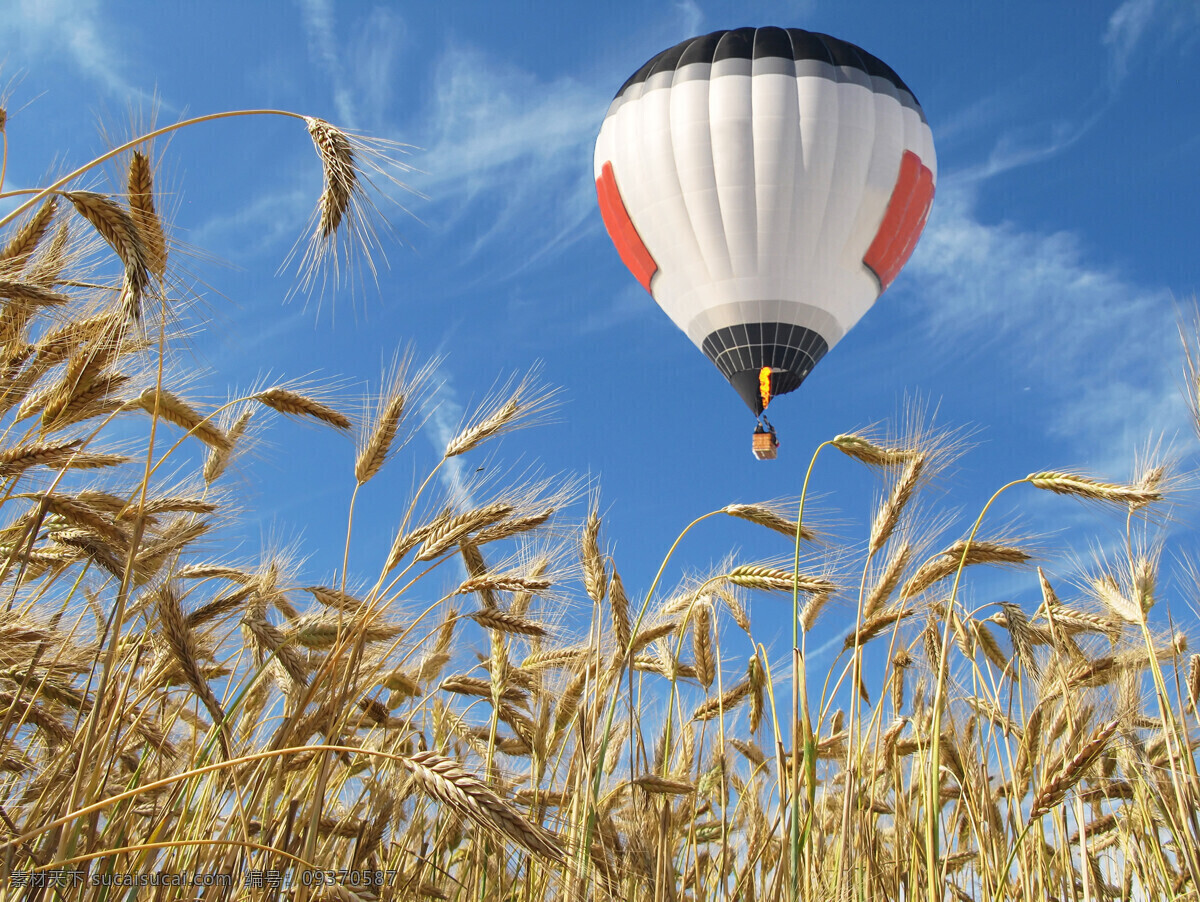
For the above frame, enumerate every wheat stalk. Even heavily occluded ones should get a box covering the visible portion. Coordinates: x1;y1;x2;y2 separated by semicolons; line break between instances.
415;503;512;562
399;751;565;862
302;586;364;613
799;591;832;632
472;507;554;545
1028;471;1161;507
843;607;911;650
1182;654;1200;714
630;619;680;655
727;565;835;595
242;609;308;687
64;190;149;317
0;442;83;477
306;118;358;239
185;587;253;630
581;506;608;607
0;280;69;308
714;584;751;634
40;494;128;547
440;675;525;705
693;600;715;690
832;433;919;466
203;407;252;483
865;543;913;618
177;563;254;583
355;392;405;484
253;387;350;430
455;573;551;595
869;456;926;554
693;680;752;721
285;612;402;649
136;388;231;451
747;653;765;732
722;503;814;541
608;566;632;652
997;601;1040;678
1029;719;1120;818
633;774;695;795
521;647;589;671
469;608;548;638
127;150;167;279
1;198;57;269
901;540;1030;598
156;582;233;759
1089;572;1144;624
444;371;557;458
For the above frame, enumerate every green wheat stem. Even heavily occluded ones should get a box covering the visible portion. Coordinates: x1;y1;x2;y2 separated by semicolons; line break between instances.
925;477;1028;902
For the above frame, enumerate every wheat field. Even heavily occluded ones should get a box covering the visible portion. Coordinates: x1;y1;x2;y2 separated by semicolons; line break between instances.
0;107;1198;902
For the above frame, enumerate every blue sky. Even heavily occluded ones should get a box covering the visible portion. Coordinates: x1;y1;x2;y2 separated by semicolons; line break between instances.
3;0;1198;660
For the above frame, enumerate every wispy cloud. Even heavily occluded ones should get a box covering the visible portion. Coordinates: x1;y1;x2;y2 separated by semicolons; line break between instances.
674;1;704;37
421;361;475;510
190;185;312;261
1104;0;1160;89
1102;0;1200;95
296;0;408;130
898;2;1196;473
906;176;1189;474
297;0;357;126
1;0;154;102
948;113;1104;185
345;8;408;129
407;44;608;271
940;0;1195;186
580;284;655;335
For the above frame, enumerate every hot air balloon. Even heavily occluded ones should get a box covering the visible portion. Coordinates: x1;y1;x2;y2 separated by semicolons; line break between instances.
594;27;936;459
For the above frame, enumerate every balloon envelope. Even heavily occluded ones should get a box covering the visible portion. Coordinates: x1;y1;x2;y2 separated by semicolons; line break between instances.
594;27;936;414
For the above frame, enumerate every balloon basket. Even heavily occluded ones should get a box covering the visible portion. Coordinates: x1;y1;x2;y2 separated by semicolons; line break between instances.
752;431;778;461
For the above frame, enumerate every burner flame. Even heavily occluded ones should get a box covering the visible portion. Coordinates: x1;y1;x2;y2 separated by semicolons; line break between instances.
759;367;772;411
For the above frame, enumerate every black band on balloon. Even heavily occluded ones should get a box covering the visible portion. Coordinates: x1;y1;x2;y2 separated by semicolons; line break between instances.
701;323;829;413
616;27;919;106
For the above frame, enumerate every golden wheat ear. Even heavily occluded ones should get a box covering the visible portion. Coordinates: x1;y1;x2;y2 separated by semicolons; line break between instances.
307;118;357;239
355;351;436;485
443;369;560;459
287;117;419;302
1;198;57;271
127;150;167;280
252;385;351;430
64;191;150;320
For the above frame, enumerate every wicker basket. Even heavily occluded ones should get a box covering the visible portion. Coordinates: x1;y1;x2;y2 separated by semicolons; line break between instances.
752;431;778;460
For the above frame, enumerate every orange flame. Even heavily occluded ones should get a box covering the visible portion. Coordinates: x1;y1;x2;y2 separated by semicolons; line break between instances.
759;366;772;411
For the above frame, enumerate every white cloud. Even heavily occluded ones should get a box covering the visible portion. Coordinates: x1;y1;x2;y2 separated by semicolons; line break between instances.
1103;0;1200;91
1104;0;1159;88
345;8;407;129
421;362;475;510
895;1;1195;473
297;0;358;126
296;1;408;130
905;176;1190;474
579;284;655;335
190;185;312;261
940;0;1194;186
674;1;704;37
2;0;152;101
948;113;1103;186
408;45;608;269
